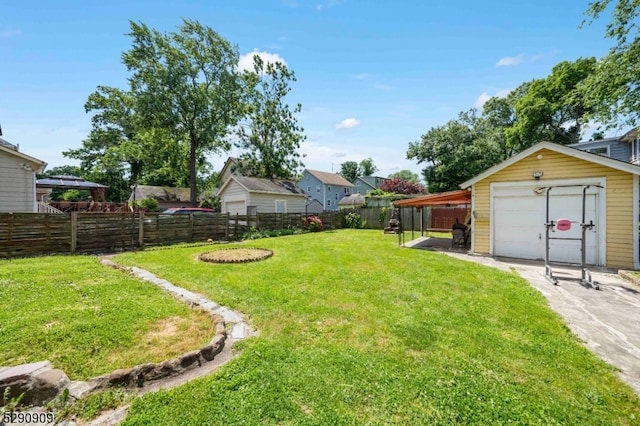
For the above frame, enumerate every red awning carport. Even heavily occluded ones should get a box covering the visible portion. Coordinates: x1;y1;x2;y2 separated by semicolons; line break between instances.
393;189;471;207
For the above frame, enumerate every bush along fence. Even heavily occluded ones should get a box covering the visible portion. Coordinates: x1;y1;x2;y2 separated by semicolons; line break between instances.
0;211;346;259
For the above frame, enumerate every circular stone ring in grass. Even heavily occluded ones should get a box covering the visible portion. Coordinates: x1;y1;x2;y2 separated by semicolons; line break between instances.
199;248;273;264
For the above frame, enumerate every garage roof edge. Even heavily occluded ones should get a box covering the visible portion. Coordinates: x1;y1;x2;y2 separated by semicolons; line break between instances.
460;141;640;188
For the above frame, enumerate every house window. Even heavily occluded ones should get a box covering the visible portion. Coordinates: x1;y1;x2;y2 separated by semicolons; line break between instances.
328;186;332;192
327;200;331;206
344;187;349;194
275;200;286;213
335;193;338;200
307;186;311;193
316;185;321;193
587;146;609;157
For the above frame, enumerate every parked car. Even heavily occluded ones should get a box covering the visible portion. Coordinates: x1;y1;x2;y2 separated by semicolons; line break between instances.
161;207;217;215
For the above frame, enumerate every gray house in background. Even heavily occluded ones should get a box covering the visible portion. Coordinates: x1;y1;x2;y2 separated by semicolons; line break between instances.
297;169;353;211
352;175;389;195
569;128;640;164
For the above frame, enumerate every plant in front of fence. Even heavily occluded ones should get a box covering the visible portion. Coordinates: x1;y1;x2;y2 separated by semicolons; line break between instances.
242;227;304;240
302;215;323;232
344;212;366;229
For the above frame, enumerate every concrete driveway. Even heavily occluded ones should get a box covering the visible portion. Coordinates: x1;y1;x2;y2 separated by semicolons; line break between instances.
406;237;640;395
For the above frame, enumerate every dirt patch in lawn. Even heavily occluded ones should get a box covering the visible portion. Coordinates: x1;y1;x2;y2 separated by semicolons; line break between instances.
199;248;273;264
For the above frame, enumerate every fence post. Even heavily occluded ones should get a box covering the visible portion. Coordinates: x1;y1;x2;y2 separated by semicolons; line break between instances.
225;213;230;240
70;212;77;254
189;213;194;241
138;211;144;248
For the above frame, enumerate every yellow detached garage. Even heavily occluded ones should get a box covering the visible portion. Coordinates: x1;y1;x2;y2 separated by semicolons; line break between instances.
460;142;640;270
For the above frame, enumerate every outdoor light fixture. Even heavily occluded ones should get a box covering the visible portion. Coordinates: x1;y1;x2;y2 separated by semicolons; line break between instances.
533;171;543;180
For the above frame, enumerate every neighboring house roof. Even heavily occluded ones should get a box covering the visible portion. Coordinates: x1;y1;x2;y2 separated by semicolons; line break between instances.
219;175;307;197
36;175;108;189
460;141;640;188
304;169;354;187
338;193;365;206
0;138;47;173
129;185;193;202
352;175;388;190
217;157;239;182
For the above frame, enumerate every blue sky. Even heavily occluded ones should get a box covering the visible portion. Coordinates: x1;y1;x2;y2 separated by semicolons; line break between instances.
1;0;618;179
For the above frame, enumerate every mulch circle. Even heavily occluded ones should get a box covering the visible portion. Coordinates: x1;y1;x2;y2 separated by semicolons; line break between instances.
199;248;273;264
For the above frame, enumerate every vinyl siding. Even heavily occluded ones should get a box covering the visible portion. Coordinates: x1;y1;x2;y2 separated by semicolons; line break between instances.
0;151;36;212
247;193;306;213
472;148;635;268
219;179;248;214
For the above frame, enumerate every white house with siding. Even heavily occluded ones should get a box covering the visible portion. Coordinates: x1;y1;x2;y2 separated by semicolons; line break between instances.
218;175;307;215
0;137;47;212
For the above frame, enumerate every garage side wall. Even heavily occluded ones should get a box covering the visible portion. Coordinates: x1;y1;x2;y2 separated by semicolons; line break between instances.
248;193;307;213
472;148;635;268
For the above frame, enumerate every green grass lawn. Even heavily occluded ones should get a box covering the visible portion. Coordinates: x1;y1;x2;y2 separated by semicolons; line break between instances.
109;230;640;425
0;256;214;380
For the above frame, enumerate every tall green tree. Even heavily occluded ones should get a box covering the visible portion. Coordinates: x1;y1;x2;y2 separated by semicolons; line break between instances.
122;19;244;205
506;58;597;150
359;158;378;176
339;161;360;182
235;55;305;179
65;86;186;197
582;1;640;127
407;110;503;193
388;169;420;183
481;82;531;159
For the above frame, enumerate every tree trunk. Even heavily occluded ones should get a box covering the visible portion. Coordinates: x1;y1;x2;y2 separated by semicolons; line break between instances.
189;137;198;207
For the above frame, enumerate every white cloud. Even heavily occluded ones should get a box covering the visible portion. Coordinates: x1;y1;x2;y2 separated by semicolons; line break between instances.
0;27;22;39
474;88;513;108
496;54;524;67
335;118;361;129
238;49;287;72
474;93;492;109
316;0;340;12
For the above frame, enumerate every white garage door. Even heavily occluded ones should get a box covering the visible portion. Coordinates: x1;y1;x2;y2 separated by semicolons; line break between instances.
492;184;601;265
225;201;246;215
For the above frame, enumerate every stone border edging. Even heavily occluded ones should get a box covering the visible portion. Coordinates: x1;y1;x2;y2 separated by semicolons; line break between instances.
64;258;255;399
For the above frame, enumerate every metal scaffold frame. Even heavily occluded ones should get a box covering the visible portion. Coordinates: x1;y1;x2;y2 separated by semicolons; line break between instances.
542;184;603;290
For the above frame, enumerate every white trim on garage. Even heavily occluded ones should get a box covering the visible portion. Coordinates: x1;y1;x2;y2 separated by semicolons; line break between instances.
490;177;606;265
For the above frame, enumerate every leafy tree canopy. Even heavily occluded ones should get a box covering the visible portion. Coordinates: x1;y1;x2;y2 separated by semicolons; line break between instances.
507;57;597;150
582;1;640;127
67;20;245;204
388;169;420;183
339;161;360;182
359;158;378;176
407;110;503;193
235;55;306;179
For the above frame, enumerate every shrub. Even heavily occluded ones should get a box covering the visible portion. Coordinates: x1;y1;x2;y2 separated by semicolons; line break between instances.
138;198;160;212
62;189;83;201
344;212;365;229
303;215;323;232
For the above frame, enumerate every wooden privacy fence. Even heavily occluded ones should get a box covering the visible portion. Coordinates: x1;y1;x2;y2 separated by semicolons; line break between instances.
0;211;345;259
344;206;470;231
